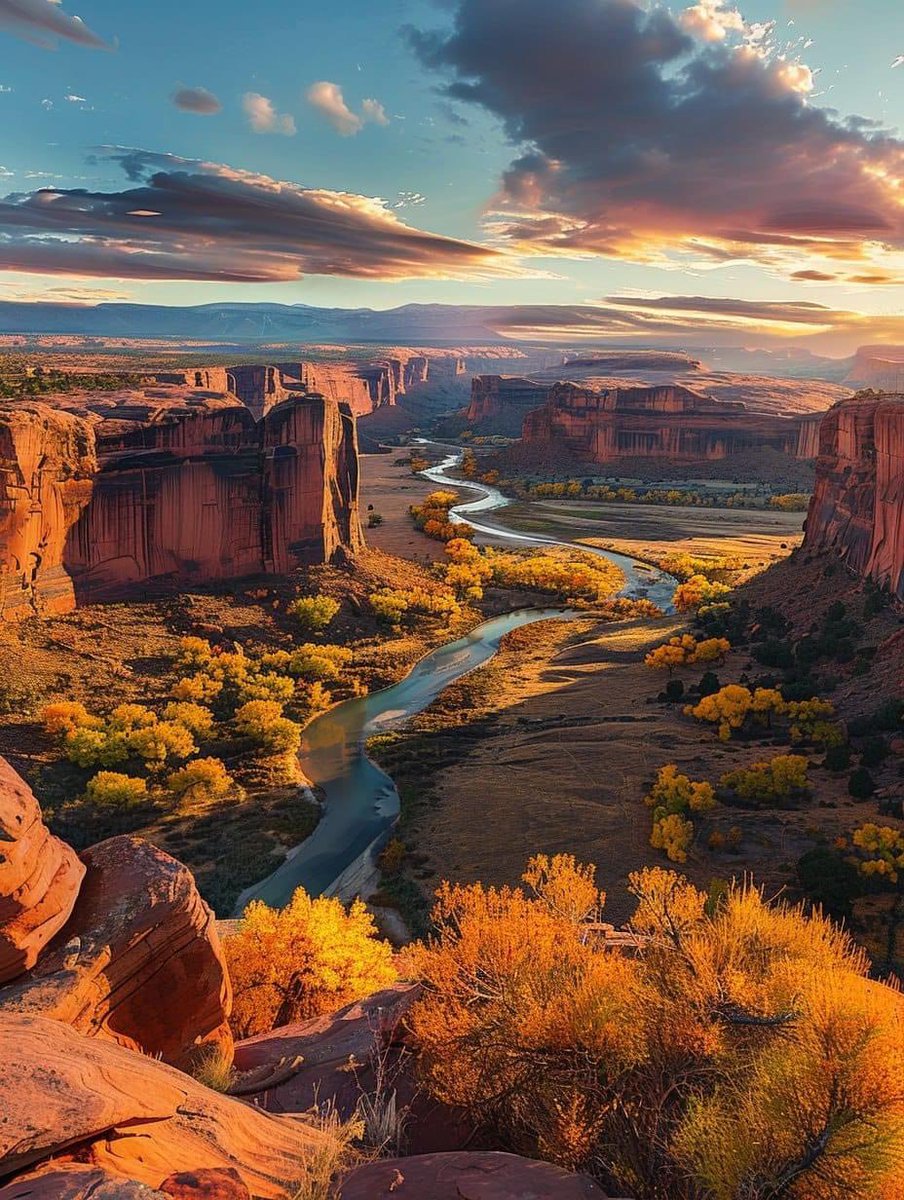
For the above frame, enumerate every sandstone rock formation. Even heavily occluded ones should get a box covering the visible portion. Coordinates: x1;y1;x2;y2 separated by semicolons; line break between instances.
0;835;232;1068
520;382;818;464
0;390;363;618
844;346;904;392
466;375;553;437
0;1165;168;1198
0;406;97;619
0;758;85;985
0;1014;326;1197
804;393;904;601
339;1152;609;1199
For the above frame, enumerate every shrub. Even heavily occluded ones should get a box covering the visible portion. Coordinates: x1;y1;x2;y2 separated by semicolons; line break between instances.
408;859;904;1197
225;888;397;1038
697;671;720;697
128;721;197;768
851;824;904;884
685;685;786;742
288;595;340;632
84;771;149;807
824;741;852;771
289;643;352;683
860;735;889;769
40;701;101;737
165;757;234;804
162;702;216;740
64;726;129;769
172;673;224;704
177;636;213;668
718;755;809;807
645;764;715;817
673;575;731;613
234;700;301;755
664;679;685;702
848;767;877;800
650;812;694;863
797;847;863;920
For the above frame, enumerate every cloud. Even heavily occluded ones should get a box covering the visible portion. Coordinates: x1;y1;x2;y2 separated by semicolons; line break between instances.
472;295;904;354
408;0;904;276
679;0;745;42
172;86;222;116
0;0;108;48
242;93;295;136
65;93;86;103
0;147;513;282
306;81;390;136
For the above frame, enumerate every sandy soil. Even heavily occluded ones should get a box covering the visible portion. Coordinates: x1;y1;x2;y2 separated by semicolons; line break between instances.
359;451;449;563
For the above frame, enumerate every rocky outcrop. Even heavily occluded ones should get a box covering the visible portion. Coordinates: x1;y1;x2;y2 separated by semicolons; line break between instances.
844;346;904;392
0;1014;326;1197
339;1153;609;1199
0;758;85;985
519;381;820;464
0;1165;168;1198
466;376;551;436
0;392;363;617
0;1166;252;1200
0;835;232;1068
804;393;904;601
0;406;97;618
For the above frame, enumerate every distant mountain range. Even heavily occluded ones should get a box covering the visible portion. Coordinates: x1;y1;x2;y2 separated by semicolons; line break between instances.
0;301;880;384
0;301;562;343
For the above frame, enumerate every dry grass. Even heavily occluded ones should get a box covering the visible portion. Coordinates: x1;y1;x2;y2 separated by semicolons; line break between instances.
191;1043;237;1093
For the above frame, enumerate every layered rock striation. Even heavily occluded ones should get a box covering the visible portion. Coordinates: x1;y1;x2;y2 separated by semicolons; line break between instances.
519;381;819;464
0;836;233;1069
0;390;363;618
804;393;904;601
0;759;84;985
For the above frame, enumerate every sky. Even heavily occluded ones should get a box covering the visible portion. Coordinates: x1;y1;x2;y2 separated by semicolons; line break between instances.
0;0;901;351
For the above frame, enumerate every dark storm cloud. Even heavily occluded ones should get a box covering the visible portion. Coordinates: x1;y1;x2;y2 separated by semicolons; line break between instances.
171;87;222;116
0;149;513;282
0;0;108;48
407;0;904;269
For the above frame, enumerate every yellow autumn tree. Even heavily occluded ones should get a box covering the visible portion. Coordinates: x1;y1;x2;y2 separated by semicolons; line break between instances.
225;887;397;1038
409;858;904;1199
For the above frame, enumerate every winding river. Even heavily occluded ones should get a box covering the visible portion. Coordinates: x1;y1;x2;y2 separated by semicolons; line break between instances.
234;449;677;914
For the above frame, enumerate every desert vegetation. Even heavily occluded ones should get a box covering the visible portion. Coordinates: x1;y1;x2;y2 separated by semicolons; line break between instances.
407;854;904;1199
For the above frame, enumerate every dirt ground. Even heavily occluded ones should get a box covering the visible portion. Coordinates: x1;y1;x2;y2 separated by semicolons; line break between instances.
501;498;805;571
359;452;448;563
374;613;876;928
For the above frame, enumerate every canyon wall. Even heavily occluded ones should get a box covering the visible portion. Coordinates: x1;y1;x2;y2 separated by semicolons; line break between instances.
844;347;904;393
0;392;363;618
518;382;816;463
466;376;550;437
804;393;904;601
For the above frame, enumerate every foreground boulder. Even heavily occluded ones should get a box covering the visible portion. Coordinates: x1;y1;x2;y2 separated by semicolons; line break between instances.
0;1165;165;1198
232;983;474;1154
340;1152;610;1199
0;836;232;1067
0;1014;325;1197
0;757;84;985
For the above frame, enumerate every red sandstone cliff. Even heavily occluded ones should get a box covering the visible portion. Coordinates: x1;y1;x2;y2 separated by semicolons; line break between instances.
516;381;817;464
0;392;363;618
804;393;904;602
844;347;904;393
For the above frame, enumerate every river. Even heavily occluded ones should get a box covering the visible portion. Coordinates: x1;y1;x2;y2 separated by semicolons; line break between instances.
233;450;677;914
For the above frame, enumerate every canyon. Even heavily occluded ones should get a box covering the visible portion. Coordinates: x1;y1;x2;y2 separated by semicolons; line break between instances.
804;391;904;602
0;381;363;620
0;754;611;1199
472;376;826;463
